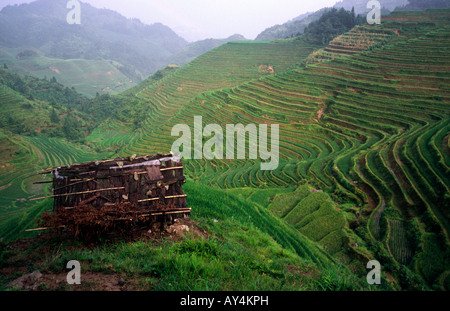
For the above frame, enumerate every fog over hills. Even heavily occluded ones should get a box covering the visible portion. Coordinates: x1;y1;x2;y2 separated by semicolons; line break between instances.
255;0;409;41
0;0;188;84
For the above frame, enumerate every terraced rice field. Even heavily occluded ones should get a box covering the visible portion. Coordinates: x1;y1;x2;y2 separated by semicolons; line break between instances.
306;25;396;65
0;133;111;225
0;9;448;289
91;40;320;153
111;10;449;286
86;119;135;151
387;218;413;265
0;48;135;97
269;185;348;255
124;12;449;223
0;85;50;131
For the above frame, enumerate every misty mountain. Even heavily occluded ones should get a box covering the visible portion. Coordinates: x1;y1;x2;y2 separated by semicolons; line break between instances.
0;0;188;82
395;0;450;11
333;0;409;14
167;34;247;67
255;8;330;41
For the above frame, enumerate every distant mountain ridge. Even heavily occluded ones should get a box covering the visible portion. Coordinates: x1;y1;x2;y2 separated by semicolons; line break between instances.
254;0;410;41
0;0;252;96
0;0;188;82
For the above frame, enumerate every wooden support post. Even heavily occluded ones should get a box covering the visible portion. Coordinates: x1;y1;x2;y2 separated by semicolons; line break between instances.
137;194;187;203
25;225;65;232
30;187;125;201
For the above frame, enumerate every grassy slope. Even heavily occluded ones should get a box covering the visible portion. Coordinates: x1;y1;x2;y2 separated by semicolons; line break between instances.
270;185;349;255
0;84;59;134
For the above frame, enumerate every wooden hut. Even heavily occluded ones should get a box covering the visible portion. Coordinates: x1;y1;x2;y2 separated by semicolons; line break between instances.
33;153;189;238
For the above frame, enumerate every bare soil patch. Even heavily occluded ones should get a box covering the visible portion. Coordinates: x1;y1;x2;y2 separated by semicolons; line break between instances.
49;66;60;74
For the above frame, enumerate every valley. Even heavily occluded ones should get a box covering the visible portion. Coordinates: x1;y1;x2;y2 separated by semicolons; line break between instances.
0;2;449;292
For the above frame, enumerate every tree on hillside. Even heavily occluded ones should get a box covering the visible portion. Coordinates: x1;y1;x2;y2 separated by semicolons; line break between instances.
50;108;59;124
302;7;364;45
13;76;27;94
62;113;83;141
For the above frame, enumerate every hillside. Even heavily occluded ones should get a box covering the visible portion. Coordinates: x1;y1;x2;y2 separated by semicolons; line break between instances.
0;66;142;138
334;0;409;13
0;0;187;78
100;9;449;290
87;39;322;153
0;179;373;291
0;46;135;97
395;0;450;10
0;67;130;228
0;69;91;137
0;8;449;292
0;130;111;232
0;1;271;98
255;8;330;41
254;0;409;42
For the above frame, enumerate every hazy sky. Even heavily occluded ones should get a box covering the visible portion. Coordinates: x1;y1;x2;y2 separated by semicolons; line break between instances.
0;0;340;41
